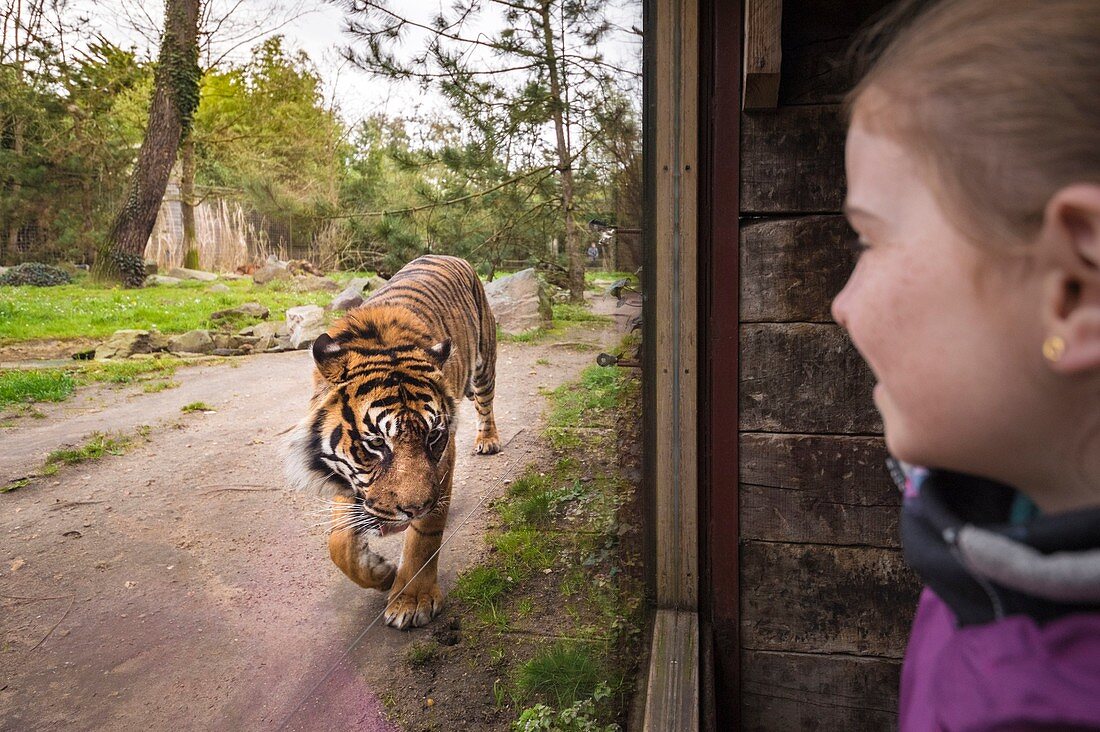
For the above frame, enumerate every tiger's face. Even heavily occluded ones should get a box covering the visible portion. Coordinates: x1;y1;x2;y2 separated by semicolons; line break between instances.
284;311;457;536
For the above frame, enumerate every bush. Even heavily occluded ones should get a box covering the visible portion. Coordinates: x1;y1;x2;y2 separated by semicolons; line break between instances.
0;262;73;287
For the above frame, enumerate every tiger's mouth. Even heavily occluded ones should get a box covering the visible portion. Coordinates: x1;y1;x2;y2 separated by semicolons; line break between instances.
379;522;410;537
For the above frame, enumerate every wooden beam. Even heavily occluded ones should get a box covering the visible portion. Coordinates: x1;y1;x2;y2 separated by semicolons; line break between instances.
644;610;700;732
742;0;782;109
654;0;699;610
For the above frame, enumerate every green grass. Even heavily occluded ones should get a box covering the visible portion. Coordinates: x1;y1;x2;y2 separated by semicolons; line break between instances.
452;566;511;611
0;370;75;408
552;303;609;325
142;380;179;393
499;300;608;344
515;643;604;708
0;357;186;412
45;431;133;468
0;277;331;344
546;366;625;449
405;640;440;668
181;401;213;413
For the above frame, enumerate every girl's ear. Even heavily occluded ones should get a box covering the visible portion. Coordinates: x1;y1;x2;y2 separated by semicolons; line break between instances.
1038;184;1100;375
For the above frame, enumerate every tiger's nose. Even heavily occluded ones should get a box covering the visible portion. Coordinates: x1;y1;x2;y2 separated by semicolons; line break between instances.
398;500;434;520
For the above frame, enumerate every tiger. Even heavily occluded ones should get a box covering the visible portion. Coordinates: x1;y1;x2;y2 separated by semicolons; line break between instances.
284;255;500;629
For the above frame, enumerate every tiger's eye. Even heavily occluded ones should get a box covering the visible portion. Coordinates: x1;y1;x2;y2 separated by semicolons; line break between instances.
366;436;386;449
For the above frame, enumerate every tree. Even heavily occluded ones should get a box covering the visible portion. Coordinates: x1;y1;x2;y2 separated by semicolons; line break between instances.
336;0;639;302
94;0;201;286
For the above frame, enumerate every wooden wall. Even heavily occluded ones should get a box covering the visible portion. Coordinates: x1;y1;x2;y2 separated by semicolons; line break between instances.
736;1;922;728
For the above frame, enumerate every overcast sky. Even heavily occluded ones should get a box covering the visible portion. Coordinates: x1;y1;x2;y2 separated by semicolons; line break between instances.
62;0;641;131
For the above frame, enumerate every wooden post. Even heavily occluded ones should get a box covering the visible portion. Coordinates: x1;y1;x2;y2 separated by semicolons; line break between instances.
643;0;700;727
742;0;782;109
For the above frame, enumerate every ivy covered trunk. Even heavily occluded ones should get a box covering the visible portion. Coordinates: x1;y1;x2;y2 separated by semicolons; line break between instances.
94;0;200;287
180;135;198;269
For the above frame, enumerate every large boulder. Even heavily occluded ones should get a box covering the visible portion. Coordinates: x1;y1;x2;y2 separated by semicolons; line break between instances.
168;329;215;355
0;262;72;287
483;269;552;334
168;266;218;282
95;329;169;360
286;305;326;349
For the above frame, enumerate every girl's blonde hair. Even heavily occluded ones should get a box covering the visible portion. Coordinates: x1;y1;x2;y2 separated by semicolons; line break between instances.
847;0;1100;247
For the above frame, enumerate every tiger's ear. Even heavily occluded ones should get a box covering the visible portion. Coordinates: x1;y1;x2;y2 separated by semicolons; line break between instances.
312;333;347;382
427;339;452;366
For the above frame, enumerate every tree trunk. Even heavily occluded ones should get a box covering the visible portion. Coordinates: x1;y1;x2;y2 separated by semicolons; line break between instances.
538;1;585;304
93;0;201;287
180;134;199;269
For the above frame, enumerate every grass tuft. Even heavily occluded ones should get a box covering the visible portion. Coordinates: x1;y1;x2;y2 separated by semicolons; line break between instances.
0;369;75;409
181;401;213;413
515;643;604;708
45;432;133;467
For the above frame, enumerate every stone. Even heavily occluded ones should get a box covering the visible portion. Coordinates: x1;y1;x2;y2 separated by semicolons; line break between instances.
212;334;234;350
220;273;246;281
211;348;245;357
239;321;287;339
94;329;169;360
208;283;231;294
367;275;388;292
144;275;182;286
0;266;8;276
168;329;215;355
168;266;218;282
285;305;326;349
483;268;553;334
328;278;370;311
210;302;269;321
144;260;158;276
230;335;262;350
252;262;291;285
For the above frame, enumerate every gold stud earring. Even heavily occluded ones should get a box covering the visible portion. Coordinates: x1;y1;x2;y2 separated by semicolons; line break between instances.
1042;335;1066;363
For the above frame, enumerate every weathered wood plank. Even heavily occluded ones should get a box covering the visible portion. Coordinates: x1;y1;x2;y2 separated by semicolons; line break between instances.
653;0;699;611
740;105;846;214
740;541;919;656
739;323;879;434
742;650;900;731
740;215;856;323
742;0;783;109
644;610;700;732
740;433;898;547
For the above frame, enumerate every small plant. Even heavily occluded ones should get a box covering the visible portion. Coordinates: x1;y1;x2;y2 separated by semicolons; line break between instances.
452;566;510;611
512;682;618;732
405;640;440;668
142;380;179;393
535;358;550;366
181;401;213;413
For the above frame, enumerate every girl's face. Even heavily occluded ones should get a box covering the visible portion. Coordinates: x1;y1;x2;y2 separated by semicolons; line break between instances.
832;115;1050;481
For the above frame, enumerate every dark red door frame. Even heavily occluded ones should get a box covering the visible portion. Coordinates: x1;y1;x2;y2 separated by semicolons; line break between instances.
699;0;741;729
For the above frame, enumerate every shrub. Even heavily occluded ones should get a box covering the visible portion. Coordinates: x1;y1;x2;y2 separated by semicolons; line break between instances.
0;262;73;287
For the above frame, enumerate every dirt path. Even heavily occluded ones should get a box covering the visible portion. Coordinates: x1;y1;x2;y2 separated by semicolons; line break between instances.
0;298;627;732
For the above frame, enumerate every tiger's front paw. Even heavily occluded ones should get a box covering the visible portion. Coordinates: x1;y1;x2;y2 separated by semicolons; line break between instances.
474;435;501;455
384;583;443;629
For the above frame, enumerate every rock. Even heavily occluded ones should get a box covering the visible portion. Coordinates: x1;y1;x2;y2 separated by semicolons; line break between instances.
367;275;389;292
292;274;341;293
0;266;8;276
230;335;262;350
168;266;218;282
266;335;295;353
144;275;182;286
211;348;245;357
210;302;269;321
95;329;169;360
483;268;552;334
285;305;326;349
252;262;291;285
212;333;233;350
168;329;215;355
208;283;231;294
220;273;246;281
144;260;158;276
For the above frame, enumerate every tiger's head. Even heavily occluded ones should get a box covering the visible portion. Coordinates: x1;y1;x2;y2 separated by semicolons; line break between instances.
284;306;456;535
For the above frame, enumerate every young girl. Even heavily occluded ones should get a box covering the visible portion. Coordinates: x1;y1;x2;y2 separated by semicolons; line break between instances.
832;0;1100;728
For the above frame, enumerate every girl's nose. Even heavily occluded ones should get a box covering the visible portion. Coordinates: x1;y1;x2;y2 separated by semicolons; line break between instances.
831;280;853;329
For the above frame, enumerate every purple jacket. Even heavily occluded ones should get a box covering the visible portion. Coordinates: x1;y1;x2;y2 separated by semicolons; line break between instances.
894;465;1100;731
